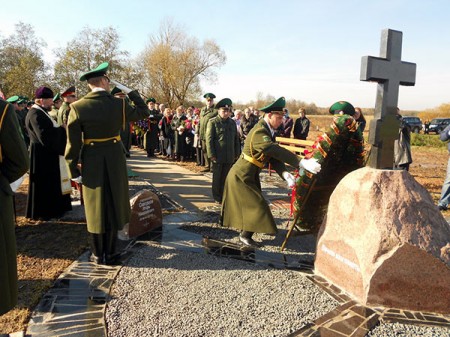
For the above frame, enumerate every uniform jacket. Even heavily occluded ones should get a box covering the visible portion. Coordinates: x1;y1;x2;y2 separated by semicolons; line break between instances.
0;100;29;314
221;118;300;234
206;116;240;163
199;106;217;140
65;90;149;233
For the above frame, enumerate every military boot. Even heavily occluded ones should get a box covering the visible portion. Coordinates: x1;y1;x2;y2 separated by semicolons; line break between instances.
88;233;104;264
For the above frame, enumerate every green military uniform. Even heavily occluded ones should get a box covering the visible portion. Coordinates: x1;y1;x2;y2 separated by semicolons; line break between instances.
0;100;29;315
57;101;70;126
221;98;300;234
65;62;150;264
199;93;217;170
206;98;241;202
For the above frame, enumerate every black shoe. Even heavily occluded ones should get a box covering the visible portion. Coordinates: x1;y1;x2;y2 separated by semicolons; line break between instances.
239;235;262;248
105;253;122;265
438;205;448;211
200;168;210;173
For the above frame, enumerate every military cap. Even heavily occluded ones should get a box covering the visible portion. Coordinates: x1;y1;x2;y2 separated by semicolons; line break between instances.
53;93;61;102
61;86;76;97
146;97;156;104
79;62;109;81
35;86;54;99
329;101;355;116
259;97;286;114
6;95;20;103
111;86;123;96
203;93;216;99
215;98;232;109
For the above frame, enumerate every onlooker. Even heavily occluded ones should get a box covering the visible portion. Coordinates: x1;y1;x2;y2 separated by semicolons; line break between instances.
354;107;367;133
293;108;310;140
206;99;240;203
437;124;450;210
0;98;29;315
280;108;293;138
161;107;174;158
7;95;29;146
193;108;203;166
25;86;72;220
394;107;412;171
240;108;258;139
65;62;150;265
171;106;187;162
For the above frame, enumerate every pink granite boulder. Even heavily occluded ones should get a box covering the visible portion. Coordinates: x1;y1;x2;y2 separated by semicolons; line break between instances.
315;167;450;314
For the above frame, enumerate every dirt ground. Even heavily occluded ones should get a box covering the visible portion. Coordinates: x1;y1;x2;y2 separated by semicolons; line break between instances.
0;140;449;334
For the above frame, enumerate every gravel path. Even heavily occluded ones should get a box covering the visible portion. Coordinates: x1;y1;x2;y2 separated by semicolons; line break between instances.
106;242;337;337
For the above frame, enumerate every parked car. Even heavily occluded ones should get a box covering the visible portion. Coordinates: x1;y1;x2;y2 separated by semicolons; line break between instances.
427;118;450;134
402;116;423;133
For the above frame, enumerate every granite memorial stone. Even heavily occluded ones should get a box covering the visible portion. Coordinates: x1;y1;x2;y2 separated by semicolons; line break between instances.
315;167;450;314
119;189;162;239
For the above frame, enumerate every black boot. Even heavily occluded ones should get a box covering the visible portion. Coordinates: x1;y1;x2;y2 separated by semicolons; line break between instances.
88;233;104;264
104;230;121;265
239;231;262;248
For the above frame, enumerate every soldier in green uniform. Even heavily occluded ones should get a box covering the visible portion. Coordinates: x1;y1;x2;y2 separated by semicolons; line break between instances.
221;97;321;247
199;93;217;172
144;98;162;157
65;62;150;264
57;86;77;127
6;95;29;147
111;86;133;157
49;93;62;123
206;98;241;203
0;99;29;315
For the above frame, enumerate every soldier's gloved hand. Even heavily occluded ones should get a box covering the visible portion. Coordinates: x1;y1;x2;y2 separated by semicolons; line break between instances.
110;80;132;94
71;176;82;184
282;171;295;188
299;158;321;174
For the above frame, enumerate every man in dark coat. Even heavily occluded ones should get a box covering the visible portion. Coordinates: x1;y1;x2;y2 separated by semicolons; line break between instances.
394;108;412;170
199;93;217;172
144;98;162;157
293;108;310;140
221;97;321;247
65;62;150;265
280;108;293;137
206;98;241;203
25;86;72;220
0;99;29;315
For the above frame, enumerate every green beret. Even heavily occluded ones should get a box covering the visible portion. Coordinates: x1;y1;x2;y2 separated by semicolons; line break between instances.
259;97;286;114
79;62;109;81
146;97;156;104
216;98;232;109
329;101;355;116
203;93;216;99
53;93;61;102
6;95;20;103
111;86;123;96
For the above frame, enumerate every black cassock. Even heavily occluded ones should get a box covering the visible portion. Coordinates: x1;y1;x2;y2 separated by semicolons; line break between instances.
25;104;72;220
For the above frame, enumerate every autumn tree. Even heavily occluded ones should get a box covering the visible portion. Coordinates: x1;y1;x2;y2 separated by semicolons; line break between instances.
0;22;48;98
53;26;135;96
140;19;226;106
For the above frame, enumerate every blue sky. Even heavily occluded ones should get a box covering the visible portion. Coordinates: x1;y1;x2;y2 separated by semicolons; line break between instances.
2;0;450;110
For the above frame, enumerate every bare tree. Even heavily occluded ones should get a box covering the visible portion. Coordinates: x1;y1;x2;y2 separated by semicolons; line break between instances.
141;18;226;106
53;26;135;96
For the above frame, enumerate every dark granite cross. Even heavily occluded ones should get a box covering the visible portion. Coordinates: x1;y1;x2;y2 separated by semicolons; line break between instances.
360;29;416;169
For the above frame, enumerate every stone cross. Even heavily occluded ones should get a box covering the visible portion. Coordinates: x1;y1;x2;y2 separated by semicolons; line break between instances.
360;29;416;169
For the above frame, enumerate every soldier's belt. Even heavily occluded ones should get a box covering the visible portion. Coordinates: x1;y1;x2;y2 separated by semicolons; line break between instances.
242;153;264;168
83;135;121;145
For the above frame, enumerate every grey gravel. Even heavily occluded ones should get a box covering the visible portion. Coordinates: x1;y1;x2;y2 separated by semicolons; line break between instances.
106;242;337;337
368;322;450;337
